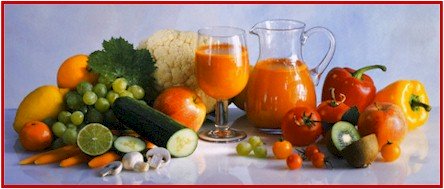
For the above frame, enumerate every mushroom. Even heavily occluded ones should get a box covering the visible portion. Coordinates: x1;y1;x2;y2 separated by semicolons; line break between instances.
122;151;148;172
133;161;150;172
146;147;171;169
99;161;123;177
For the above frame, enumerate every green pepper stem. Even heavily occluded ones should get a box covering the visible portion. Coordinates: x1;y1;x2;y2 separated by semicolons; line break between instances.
411;99;432;112
352;65;387;80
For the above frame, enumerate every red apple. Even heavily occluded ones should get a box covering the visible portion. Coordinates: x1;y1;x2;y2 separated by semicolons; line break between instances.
357;102;408;150
153;86;206;132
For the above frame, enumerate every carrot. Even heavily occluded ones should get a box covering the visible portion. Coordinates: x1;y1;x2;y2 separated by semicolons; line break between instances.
60;153;91;167
144;140;156;149
88;152;121;168
34;145;81;165
19;145;78;165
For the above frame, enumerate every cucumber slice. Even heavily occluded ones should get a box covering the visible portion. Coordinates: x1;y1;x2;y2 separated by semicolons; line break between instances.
167;128;198;157
114;136;146;153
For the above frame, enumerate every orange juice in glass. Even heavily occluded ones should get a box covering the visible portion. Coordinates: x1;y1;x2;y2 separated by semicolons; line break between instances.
195;27;249;142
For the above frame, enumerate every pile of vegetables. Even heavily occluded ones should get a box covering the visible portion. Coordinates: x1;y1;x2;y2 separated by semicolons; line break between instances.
17;33;205;176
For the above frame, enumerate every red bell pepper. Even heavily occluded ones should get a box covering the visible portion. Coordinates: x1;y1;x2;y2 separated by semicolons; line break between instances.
321;65;386;112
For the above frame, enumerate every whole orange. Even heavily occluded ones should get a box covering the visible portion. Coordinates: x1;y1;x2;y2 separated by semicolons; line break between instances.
19;121;53;151
57;54;98;90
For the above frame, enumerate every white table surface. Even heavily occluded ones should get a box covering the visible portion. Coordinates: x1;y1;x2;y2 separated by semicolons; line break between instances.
3;106;441;186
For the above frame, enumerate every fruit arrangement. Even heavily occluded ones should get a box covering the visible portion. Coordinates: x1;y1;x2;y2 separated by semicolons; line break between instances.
13;27;432;178
15;34;205;176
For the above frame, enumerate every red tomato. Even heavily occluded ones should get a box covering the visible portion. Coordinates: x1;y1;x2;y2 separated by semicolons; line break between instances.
317;88;350;123
311;152;326;168
317;101;350;123
286;153;303;170
281;106;323;147
304;144;319;160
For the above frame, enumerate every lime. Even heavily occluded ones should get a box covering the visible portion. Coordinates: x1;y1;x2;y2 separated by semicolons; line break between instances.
77;123;113;156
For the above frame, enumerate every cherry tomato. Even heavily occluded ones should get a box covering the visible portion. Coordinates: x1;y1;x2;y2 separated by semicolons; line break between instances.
272;140;293;159
381;141;401;162
311;152;327;168
317;88;350;123
281;106;323;147
304;144;319;161
286;153;303;170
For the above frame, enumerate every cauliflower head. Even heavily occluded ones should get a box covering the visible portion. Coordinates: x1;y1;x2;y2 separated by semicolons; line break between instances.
138;29;216;113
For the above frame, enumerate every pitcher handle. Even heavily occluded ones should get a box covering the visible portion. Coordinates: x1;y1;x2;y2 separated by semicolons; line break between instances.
302;27;336;86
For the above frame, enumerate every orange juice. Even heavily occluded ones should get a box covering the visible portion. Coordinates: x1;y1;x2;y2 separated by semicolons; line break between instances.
195;44;249;100
246;58;316;129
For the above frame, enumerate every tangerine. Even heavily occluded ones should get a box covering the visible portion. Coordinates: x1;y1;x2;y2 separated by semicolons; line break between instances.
19;121;53;151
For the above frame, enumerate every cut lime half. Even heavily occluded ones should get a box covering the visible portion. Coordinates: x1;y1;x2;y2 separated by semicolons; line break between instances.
77;123;113;156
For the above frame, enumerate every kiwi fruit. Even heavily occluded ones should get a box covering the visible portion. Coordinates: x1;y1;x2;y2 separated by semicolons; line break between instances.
331;121;361;151
342;134;379;168
325;129;343;157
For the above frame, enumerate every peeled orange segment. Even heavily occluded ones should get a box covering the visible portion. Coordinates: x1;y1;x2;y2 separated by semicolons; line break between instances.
77;123;113;156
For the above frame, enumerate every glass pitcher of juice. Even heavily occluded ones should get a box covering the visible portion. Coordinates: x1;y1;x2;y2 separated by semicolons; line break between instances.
247;19;336;133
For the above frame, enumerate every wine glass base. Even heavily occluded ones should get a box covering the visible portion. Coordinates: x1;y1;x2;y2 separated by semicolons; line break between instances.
198;129;247;143
257;128;282;135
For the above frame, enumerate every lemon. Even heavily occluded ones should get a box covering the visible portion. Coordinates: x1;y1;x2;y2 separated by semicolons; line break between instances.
77;123;113;156
13;85;69;133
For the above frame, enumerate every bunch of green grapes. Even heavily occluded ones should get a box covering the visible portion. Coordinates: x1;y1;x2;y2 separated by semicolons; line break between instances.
43;77;146;148
236;136;267;158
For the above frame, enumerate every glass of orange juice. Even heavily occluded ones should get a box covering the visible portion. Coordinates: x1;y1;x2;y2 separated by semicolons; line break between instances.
195;26;249;143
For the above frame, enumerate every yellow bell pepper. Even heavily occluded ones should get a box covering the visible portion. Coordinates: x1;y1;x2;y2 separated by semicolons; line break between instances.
373;80;431;130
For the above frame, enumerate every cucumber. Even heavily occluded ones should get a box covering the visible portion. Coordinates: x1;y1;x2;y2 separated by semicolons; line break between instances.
112;97;198;157
114;136;146;153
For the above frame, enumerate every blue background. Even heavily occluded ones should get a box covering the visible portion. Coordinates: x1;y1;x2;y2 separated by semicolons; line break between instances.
4;4;440;109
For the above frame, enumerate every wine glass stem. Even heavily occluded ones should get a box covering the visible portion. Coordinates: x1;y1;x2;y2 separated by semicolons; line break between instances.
215;100;229;131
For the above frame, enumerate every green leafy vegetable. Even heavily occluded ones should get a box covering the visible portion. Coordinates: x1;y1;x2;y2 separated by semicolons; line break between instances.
88;37;157;102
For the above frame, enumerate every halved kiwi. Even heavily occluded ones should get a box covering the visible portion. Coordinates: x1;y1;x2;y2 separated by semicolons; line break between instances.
331;121;361;151
342;134;379;168
326;129;342;157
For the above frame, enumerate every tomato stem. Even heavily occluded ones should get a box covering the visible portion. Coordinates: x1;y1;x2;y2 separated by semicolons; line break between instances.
295;148;307;160
329;88;346;107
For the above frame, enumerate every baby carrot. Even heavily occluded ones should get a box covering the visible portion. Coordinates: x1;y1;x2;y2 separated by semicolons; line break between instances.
19;145;77;165
34;146;81;165
60;153;91;167
88;152;120;168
